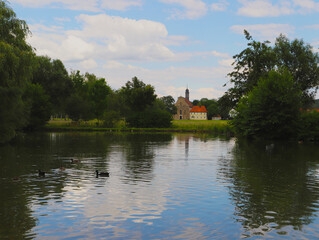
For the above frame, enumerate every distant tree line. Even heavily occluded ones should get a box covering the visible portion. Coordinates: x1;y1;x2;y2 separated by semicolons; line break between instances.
192;97;231;120
0;1;174;144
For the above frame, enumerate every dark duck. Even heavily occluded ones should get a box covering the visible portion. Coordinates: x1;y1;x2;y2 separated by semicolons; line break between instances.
96;170;109;177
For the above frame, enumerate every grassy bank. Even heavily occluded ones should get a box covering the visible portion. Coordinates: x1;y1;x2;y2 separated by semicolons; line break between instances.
43;119;233;135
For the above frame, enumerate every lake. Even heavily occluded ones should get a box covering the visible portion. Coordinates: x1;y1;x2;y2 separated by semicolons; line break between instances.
1;132;319;239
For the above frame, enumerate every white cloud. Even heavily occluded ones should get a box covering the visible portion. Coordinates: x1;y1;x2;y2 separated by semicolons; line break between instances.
237;0;294;17
11;0;142;11
54;17;71;22
100;0;142;10
79;59;98;70
100;61;230;99
218;58;233;67
237;0;319;17
211;0;229;11
305;24;319;30
159;0;208;19
211;51;231;58
230;23;295;41
293;0;319;13
28;14;184;63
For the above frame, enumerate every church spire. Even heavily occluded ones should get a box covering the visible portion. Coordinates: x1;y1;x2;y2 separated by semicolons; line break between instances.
185;86;189;100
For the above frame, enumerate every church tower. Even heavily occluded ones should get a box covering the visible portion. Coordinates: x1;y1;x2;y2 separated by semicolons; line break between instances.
185;87;189;101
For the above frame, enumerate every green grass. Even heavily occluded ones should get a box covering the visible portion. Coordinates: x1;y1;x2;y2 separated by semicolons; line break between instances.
172;120;232;134
44;119;234;135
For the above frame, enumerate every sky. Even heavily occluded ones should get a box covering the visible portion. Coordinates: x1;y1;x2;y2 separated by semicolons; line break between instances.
8;0;319;101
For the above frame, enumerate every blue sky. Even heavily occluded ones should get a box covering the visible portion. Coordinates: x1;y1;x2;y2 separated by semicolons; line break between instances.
8;0;319;100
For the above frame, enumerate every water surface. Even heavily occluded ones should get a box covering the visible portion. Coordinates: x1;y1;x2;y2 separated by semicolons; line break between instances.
1;132;319;239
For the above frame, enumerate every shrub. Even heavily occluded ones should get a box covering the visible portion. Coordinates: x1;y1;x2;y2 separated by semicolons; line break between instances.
299;110;319;140
231;69;302;139
126;108;172;128
101;111;121;128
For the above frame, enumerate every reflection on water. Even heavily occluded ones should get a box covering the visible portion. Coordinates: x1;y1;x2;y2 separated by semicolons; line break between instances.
1;133;319;239
219;139;319;238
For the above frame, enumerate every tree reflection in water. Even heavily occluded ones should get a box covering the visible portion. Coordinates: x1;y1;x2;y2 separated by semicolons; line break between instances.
219;139;319;237
122;134;173;183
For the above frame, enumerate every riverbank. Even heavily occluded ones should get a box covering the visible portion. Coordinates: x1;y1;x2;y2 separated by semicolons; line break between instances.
43;119;234;135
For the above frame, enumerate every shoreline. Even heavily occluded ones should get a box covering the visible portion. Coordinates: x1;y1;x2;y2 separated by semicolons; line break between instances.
42;120;234;136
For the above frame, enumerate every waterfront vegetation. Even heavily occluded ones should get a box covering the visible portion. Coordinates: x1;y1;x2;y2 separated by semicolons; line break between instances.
1;1;319;144
45;119;233;135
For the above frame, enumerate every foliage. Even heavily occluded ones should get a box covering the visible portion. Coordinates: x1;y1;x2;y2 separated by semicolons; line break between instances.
192;99;200;106
274;35;319;107
87;77;111;119
226;30;276;104
126;108;172;128
101;111;121;128
32;56;72;115
217;93;235;119
312;99;319;109
24;83;51;129
224;31;319;108
231;69;302;139
299;111;319;140
0;1;32;51
206;100;219;119
172;120;232;134
65;93;93;121
67;71;112;121
159;95;177;115
120;77;156;113
0;1;34;143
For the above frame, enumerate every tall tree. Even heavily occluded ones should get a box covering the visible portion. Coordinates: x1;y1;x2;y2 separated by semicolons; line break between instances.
226;30;276;104
0;1;35;143
159;95;177;115
32;56;72;115
120;77;171;127
120;76;157;112
87;75;112;119
274;34;319;107
231;69;302;139
224;31;319;108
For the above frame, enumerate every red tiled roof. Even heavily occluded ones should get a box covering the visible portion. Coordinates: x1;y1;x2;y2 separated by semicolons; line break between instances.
190;105;208;113
184;98;193;108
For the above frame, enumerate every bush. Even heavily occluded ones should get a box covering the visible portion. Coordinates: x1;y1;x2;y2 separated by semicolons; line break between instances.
299;110;319;140
65;93;93;121
101;111;121;128
24;83;51;130
126;108;172;128
231;69;302;139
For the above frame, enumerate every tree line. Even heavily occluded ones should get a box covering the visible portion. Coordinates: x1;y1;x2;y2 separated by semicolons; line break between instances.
0;1;174;144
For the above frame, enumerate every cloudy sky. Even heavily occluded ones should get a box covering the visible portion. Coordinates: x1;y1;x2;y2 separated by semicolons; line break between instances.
9;0;319;100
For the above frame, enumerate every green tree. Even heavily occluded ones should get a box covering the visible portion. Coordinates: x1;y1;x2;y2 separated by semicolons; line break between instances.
207;100;219;119
231;69;301;139
226;30;276;104
159;95;177;115
274;34;319;107
217;93;235;119
120;77;171;127
32;56;72;116
224;31;319;108
65;93;92;121
87;76;111;119
0;1;35;143
120;76;157;112
24;83;51;129
192;99;200;106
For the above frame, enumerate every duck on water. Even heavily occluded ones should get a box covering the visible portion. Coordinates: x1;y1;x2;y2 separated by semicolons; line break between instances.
96;170;109;178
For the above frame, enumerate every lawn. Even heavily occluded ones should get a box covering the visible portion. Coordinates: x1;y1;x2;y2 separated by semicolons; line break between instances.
45;119;233;135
